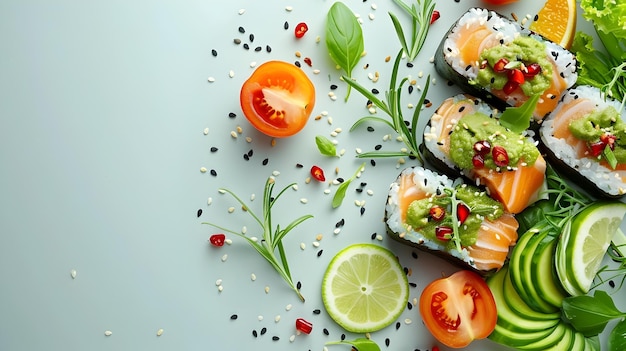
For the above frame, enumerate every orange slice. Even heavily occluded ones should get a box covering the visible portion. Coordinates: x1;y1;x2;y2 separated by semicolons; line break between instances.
529;0;577;49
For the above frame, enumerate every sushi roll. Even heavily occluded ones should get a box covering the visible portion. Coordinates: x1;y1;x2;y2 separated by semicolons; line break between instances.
385;166;519;273
421;94;547;214
539;85;626;198
434;8;577;121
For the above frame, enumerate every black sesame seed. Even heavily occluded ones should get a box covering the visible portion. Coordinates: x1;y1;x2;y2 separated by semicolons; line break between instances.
371;88;379;94
609;280;616;288
406;62;414;68
409;282;417;288
336;177;345;183
210;169;217;176
296;163;304;168
249;33;254;42
360;182;367;187
330;84;338;90
272;336;280;341
243;43;249;50
243;154;249;161
262;158;269;166
459;106;466;112
197;209;203;218
229;112;236;118
260;327;267;335
370;159;376;166
404;267;409;275
408;85;414;94
254;46;262;52
371;233;377;240
296;281;302;289
317;249;323;257
411;251;418;259
385;337;390;347
313;309;321;315
247;149;253;157
266;45;272;53
210;147;218;152
238;26;245;33
211;49;218;57
323;328;330;335
294;61;301;67
355;188;363;193
360;207;365;215
407;301;413;310
374;144;382;150
367;126;375;132
341;333;346;340
252;330;258;337
534;14;539;21
465;64;472;71
284;21;289;30
230;314;238;320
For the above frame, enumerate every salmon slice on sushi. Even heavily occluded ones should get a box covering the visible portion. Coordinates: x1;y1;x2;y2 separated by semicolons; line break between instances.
421;94;547;214
434;8;577;121
539;85;626;198
385;166;519;273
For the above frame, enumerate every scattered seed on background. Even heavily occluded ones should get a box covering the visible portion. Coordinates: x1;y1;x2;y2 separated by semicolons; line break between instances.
238;26;245;33
197;209;202;217
317;249;323;257
323;328;329;335
250;273;256;281
313;309;321;315
396;322;401;330
200;167;207;173
211;49;217;57
371;232;377;240
407;301;413;310
275;315;281;323
70;269;77;279
210;169;217;176
104;330;112;336
230;314;238;320
252;329;258;337
284;21;289;30
296;281;302;290
260;327;267;335
385;338;390;347
272;336;280;341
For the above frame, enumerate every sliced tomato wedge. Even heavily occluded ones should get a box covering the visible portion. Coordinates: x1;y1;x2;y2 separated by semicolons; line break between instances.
240;61;315;138
419;270;497;348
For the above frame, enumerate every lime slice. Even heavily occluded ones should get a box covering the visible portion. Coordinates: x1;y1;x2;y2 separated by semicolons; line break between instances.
556;202;626;295
321;244;409;333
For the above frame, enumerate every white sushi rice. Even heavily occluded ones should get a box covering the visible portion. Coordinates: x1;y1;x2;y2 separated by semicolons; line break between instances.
442;8;577;103
540;85;626;196
385;166;475;268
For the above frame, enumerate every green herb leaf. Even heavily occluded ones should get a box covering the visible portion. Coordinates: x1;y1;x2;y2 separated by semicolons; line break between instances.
325;2;364;101
562;290;626;337
326;338;381;351
603;144;619;169
391;0;435;62
332;163;365;208
608;318;626;351
498;94;540;133
315;135;337;157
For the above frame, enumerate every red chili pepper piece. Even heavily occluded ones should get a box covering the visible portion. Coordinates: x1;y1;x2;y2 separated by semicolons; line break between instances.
310;165;325;182
457;203;471;224
295;318;313;334
473;140;491;156
523;63;542;78
430;10;440;24
507;68;525;85
294;22;308;38
435;226;453;241
492;146;510;167
472;154;485;168
493;58;509;73
601;133;617;150
303;57;312;67
429;205;446;221
589;141;607;157
209;234;226;247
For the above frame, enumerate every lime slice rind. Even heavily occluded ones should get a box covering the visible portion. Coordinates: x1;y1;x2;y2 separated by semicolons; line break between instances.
321;244;409;333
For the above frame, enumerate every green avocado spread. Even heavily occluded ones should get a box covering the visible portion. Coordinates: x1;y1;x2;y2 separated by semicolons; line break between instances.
449;112;540;170
476;36;552;96
405;184;504;250
569;106;626;164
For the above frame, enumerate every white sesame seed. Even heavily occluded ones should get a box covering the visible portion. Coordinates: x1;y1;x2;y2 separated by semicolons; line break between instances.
324;189;331;194
251;273;256;281
367;189;374;196
207;77;215;82
200;167;207;173
218;189;226;194
312;69;321;74
104;330;112;336
228;70;235;78
224;239;232;245
312;241;320;247
289;335;296;342
215;279;223;286
207;197;212;205
241;226;247;234
285;304;292;311
70;269;77;279
376;234;383;241
368;13;375;20
156;328;164;336
333;228;341;235
272;170;281;176
300;242;306;250
238;8;246;15
217;285;224;292
250;61;257;68
230;131;238;138
227;207;235;213
285;6;293;11
404;318;412;325
265;286;270;294
203;127;209;135
371;4;377;10
275;315;281;322
258;315;264;321
250;237;258;242
300;198;308;204
221;254;228;262
355;147;363;154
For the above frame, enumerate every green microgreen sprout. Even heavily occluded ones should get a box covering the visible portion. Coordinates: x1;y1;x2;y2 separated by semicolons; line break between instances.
202;177;312;302
332;162;366;208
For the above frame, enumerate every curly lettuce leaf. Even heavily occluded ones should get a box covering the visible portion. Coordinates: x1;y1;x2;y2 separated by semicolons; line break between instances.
580;0;626;61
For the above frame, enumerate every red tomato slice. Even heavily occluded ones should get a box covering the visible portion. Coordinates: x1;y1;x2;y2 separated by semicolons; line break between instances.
419;270;497;348
240;61;315;138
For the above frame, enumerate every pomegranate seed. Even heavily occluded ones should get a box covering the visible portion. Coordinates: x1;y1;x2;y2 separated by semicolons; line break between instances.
295;318;313;334
303;57;312;67
507;68;525;85
209;234;226;247
472;154;485;168
435;226;453;241
429;205;446;221
430;10;440;24
493;58;509;73
589;141;607;157
294;22;308;38
503;80;519;95
523;63;542;78
492;146;510;167
310;165;325;182
457;203;471;224
473;140;491;155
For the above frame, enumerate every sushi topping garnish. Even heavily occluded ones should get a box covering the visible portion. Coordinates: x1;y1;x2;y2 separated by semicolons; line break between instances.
435;226;453;241
456;203;471;224
480;56;542;95
473;140;492;155
429;205;446;221
491;146;510;167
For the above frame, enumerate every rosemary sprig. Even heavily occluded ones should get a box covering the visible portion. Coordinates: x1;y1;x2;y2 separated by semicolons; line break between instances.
202;177;312;302
346;49;430;163
389;0;436;62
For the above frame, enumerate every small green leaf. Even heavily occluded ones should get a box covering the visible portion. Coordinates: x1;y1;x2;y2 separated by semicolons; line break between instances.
498;94;540;133
603;144;618;169
315;135;337;157
326;337;381;351
332;163;365;208
562;290;626;337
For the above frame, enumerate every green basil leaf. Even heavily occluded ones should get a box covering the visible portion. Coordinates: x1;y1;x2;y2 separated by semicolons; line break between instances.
315;135;337;157
325;2;364;100
562;290;626;337
332;163;365;208
498;93;540;133
608;318;626;351
326;338;381;351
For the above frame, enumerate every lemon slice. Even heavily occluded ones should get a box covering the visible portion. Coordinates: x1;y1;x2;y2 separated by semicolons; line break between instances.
321;244;409;333
556;202;626;295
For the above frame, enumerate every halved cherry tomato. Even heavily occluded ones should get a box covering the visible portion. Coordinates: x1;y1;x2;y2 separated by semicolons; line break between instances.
240;61;316;138
419;270;497;348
